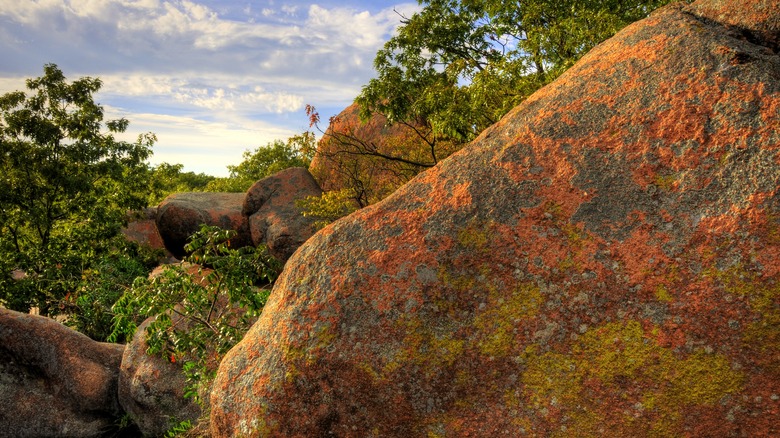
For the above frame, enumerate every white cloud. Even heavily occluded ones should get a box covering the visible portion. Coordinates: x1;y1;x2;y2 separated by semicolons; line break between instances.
281;5;298;16
105;108;300;176
0;0;422;175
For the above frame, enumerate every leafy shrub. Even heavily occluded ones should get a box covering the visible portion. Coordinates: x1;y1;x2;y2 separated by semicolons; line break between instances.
63;241;161;342
110;224;281;405
297;188;361;229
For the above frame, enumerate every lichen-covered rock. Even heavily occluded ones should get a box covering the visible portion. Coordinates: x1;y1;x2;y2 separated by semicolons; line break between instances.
243;167;322;262
211;0;780;436
156;192;251;259
118;316;201;437
0;308;126;437
121;207;173;259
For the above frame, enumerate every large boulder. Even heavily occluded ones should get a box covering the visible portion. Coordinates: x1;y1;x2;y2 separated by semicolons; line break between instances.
243;167;323;262
156;192;251;259
210;0;780;436
0;308;126;437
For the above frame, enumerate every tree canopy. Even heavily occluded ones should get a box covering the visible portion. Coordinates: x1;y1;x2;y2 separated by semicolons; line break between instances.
305;0;673;226
358;0;673;144
205;131;316;193
0;64;155;314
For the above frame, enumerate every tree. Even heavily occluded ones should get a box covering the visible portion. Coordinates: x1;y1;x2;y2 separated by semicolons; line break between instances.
205;131;316;192
306;0;673;223
0;64;155;314
147;162;216;205
357;0;673;150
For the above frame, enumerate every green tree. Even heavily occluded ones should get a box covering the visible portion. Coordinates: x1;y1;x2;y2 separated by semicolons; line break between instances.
147;162;216;205
305;0;672;222
111;225;281;407
357;0;672;151
0;64;155;314
205;131;316;192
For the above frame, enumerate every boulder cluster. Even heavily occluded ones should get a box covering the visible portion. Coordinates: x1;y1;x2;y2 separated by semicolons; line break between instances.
210;0;780;436
3;0;779;436
1;167;321;436
142;166;322;263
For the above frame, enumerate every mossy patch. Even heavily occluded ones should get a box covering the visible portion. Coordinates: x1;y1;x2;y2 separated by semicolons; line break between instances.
520;320;743;435
706;264;780;372
474;282;543;357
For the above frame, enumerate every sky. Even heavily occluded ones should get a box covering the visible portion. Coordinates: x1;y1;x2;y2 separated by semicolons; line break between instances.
0;0;419;176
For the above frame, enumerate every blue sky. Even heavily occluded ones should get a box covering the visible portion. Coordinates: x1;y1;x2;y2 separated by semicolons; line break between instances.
0;0;419;176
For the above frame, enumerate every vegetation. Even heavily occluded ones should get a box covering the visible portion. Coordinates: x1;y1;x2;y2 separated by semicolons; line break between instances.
0;64;155;316
297;187;361;230
359;0;672;143
61;242;162;342
306;0;673;227
204;131;316;193
147;162;216;205
110;225;281;403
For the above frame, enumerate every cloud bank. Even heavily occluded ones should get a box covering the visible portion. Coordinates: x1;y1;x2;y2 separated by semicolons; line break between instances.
0;0;418;175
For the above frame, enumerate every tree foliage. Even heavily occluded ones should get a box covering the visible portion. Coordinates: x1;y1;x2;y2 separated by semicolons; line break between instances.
307;0;672;224
62;241;160;342
205;131;317;192
0;64;155;314
296;188;361;230
358;0;673;143
110;225;281;405
147;162;216;205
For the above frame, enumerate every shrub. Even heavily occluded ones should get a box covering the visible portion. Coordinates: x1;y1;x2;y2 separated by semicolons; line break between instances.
109;225;281;405
63;241;160;342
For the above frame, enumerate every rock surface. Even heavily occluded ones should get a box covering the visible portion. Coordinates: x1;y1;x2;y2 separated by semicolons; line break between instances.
243;167;323;262
0;308;125;437
121;207;173;258
156;192;251;259
308;103;456;203
211;0;780;436
119;316;201;437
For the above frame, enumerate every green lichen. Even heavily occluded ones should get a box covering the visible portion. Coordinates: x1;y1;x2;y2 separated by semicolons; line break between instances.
704;264;780;370
377;316;465;379
238;403;273;436
654;284;673;302
437;264;478;293
474;282;543;357
519;320;743;435
456;220;492;251
653;173;678;191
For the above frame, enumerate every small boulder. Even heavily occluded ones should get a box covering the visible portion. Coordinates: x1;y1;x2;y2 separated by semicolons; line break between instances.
121;207;173;259
243;167;322;262
156;192;251;259
0;308;125;437
118;316;201;437
117;262;209;436
119;262;259;436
